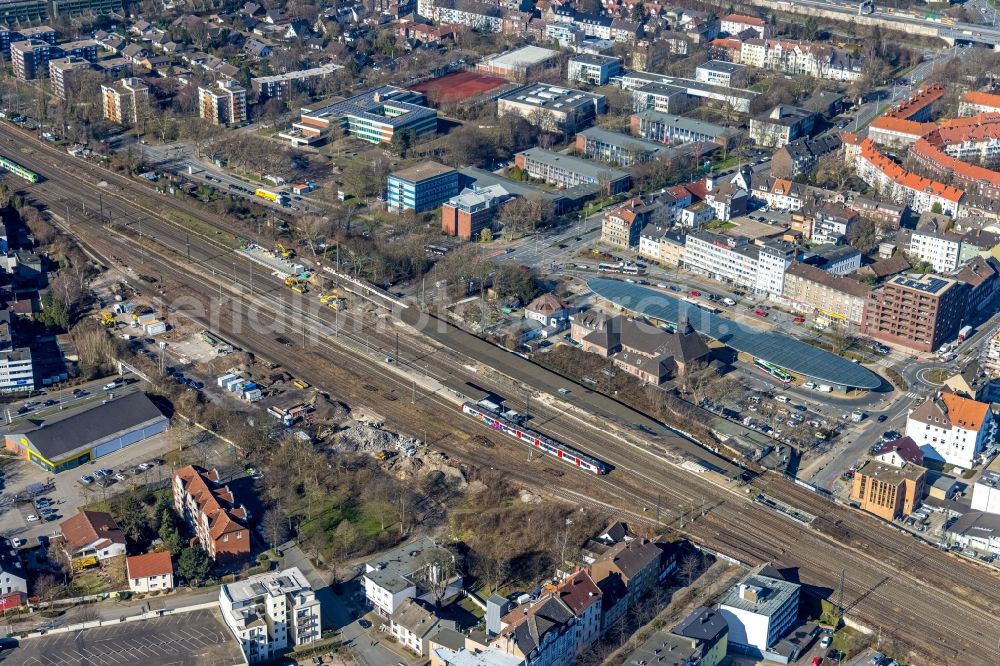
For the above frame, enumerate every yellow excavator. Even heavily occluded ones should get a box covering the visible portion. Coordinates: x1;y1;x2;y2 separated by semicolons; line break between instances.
98;311;116;328
319;290;340;304
276;243;294;259
284;275;299;287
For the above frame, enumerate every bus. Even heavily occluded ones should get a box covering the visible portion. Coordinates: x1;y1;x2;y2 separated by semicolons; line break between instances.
0;155;39;183
753;358;792;384
424;244;450;256
255;188;285;204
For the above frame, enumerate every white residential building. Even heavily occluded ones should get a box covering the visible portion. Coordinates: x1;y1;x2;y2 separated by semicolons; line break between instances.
683;232;792;297
720;14;770;39
126;551;174;593
719;566;800;658
910;226;963;274
363;537;459;616
390;599;457;656
985;329;1000;377
733;38;863;82
219;567;321;664
0;539;28;602
905;391;994;469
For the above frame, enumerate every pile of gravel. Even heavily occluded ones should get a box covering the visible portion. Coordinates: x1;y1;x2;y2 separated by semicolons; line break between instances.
335;422;419;453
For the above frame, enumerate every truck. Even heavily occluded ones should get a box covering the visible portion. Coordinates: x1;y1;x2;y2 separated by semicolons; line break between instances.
958;325;974;342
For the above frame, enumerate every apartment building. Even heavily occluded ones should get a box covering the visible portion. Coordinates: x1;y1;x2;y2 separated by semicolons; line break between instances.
48;56;91;98
721;13;770;38
719;566;800;658
683;231;792;297
851;137;965;216
250;63;341;101
0;26;55;60
491;595;577;665
770;134;842;179
985;329;1000;377
514;148;630;193
387;162;460;213
630;110;736;148
720;37;863;81
639;228;686;265
281;86;437;146
101;78;148;124
626;607;728;666
0;538;27;609
126;551;174;593
601;196;657;248
905;390;993;469
567;53;622;85
910;114;1000;204
749;105;817;148
173;465;250;561
810;202;858;245
363;537;459;616
862;274;966;353
782;263;870;324
753;178;804;211
910;219;964;274
441;185;510;241
220;567;321;664
11;39;56;80
554;569;602;655
498;84;606;133
959;90;1000;116
198;80;248;126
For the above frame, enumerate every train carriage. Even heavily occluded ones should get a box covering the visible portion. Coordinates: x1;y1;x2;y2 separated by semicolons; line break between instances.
460;401;608;475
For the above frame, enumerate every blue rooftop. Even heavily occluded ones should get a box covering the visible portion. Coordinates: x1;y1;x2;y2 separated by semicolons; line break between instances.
588;279;882;390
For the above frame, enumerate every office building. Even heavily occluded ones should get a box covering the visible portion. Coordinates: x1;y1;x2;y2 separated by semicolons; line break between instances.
861;274;966;353
514;148;629;193
567;53;622;85
250;63;341;102
102;78;149;124
387;162;460;213
198;80;247;126
630;110;736;149
619;70;757;113
905;390;993;469
498;84;606;133
850;438;926;520
220;567;321;664
281;86;436;146
719;566;800;658
173;465;251;561
441;185;510;241
625;606;728;666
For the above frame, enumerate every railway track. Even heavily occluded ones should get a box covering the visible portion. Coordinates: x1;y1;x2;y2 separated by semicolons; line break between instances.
5;128;1000;662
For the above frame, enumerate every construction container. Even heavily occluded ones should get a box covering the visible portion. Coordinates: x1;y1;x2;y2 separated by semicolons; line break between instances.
244;388;263;402
217;373;238;388
143;321;167;335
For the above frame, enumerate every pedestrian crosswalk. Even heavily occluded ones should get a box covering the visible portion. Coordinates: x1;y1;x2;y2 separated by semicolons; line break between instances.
904;391;922;399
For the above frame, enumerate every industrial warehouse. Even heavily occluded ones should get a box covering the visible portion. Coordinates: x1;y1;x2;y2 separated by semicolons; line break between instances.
4;391;168;472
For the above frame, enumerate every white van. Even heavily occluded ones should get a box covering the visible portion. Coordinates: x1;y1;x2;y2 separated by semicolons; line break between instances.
775;395;790;403
817;385;833;393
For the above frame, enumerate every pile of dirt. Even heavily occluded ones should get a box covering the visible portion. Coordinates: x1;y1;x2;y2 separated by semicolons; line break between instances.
310;394;351;423
391;449;467;488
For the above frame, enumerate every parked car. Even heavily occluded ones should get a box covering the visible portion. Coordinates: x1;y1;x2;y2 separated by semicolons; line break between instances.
114;472;128;481
26;514;38;522
96;468;113;477
10;538;25;548
754;309;768;317
820;635;832;649
80;475;94;485
877;414;888;422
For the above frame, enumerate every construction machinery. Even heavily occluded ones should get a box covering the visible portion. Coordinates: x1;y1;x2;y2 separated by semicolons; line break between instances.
276;243;294;259
284;275;299;287
98;311;116;328
291;284;308;294
327;298;345;311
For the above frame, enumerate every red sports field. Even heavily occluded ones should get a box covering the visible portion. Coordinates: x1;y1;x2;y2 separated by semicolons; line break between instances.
411;70;509;105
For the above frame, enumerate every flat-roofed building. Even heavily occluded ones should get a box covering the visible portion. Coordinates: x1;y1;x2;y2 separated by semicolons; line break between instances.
102;77;148;124
281;86;436;146
850;456;926;521
749;105;817;148
198;80;247;126
387;162;460;213
498;84;606;133
363;536;459;616
48;55;91;98
478;45;559;80
567;53;622;85
514;148;629;193
862;274;965;353
575;126;691;167
718;566;799;658
695;59;747;88
620;70;757;113
250;62;341;102
630;110;735;149
11;39;56;80
441;185;510;241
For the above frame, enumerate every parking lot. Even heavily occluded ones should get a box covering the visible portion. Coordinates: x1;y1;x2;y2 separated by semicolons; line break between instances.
3;609;245;666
